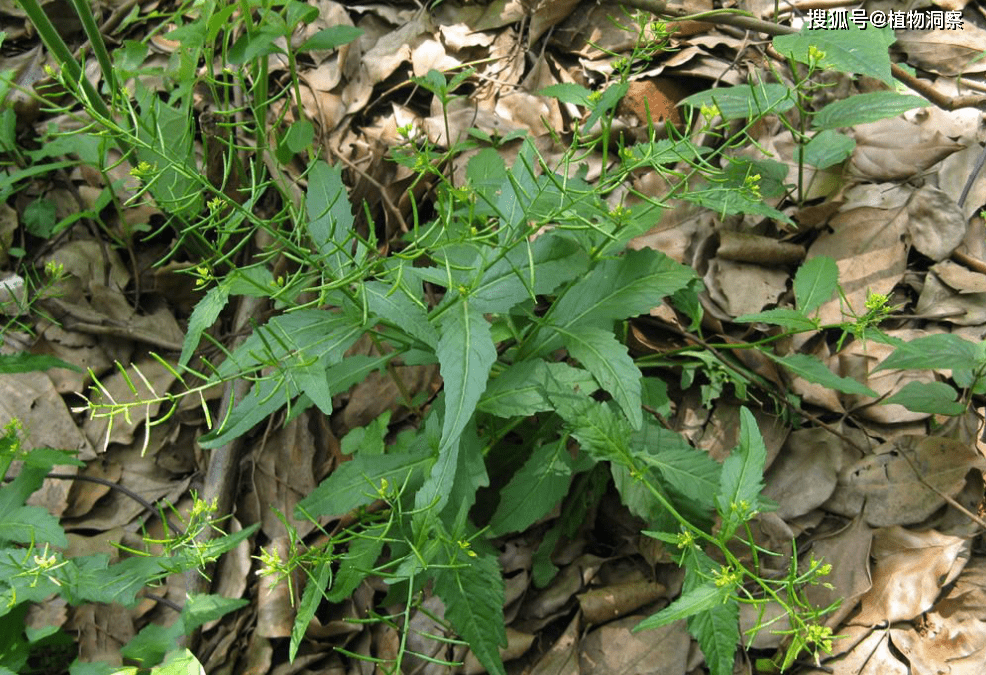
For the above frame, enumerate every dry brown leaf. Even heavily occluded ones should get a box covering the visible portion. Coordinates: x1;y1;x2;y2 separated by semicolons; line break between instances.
763;428;845;519
854;526;968;625
253;414;319;539
580;616;689;675
906;184;967;261
915;271;986;325
805;184;909;325
831;436;985;527
577;581;666;625
804;516;873;629
530;612;580;675
895;26;986;77
852;117;965;181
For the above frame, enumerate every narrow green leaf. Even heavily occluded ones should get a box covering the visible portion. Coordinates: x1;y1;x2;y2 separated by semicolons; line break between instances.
434;301;496;456
531;248;695;357
489;439;574;536
634;583;729;631
794;256;838;315
884;381;965;416
716;407;767;538
734;308;817;331
295;451;431;518
432;551;507;675
306;161;358;277
873;334;980;373
560;325;643;429
813;92;927;130
180;283;229;367
768;353;877;397
326;522;388;602
291;561;331;661
0;353;80;374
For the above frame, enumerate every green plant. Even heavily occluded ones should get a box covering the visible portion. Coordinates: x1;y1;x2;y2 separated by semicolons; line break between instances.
8;3;984;674
0;421;255;673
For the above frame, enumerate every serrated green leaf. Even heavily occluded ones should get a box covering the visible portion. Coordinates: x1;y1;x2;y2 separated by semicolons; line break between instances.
774;24;895;84
155;649;206;675
560;399;633;467
435;301;496;458
180;283;230;367
716;408;767;539
215;310;364;380
0;505;66;547
478;360;598;417
432;551;507;675
182;594;249;633
734;308;818;331
635;582;729;631
689;598;739;675
362;281;437;347
326;521;388;602
634;423;720;510
684;555;740;675
530;248;695;357
306;161;359;277
489;439;574;536
768;353;877;396
813;92;927;130
800;130;854;169
199;377;295;449
684;185;793;224
884;381;965;415
681;83;794;120
295;451;432;518
873;334;980;373
794;255;839;315
471;235;590;313
559;325;642;429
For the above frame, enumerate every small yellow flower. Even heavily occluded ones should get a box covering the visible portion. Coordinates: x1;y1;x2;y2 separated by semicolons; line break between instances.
458;540;477;558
